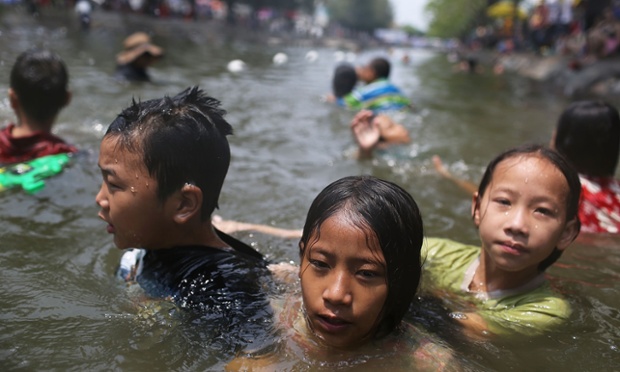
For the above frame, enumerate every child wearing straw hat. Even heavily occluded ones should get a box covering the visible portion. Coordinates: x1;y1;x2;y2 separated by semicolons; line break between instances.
114;32;164;82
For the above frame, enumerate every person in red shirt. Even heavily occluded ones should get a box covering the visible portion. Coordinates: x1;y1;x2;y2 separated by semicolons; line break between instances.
0;48;77;165
551;100;620;234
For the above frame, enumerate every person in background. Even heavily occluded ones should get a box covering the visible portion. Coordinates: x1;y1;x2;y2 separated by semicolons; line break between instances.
336;57;411;113
529;0;551;54
75;0;92;31
551;100;620;234
114;32;164;82
325;64;412;159
330;62;358;100
0;48;77;165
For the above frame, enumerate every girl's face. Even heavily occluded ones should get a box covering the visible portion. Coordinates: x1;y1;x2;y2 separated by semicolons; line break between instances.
299;212;388;349
472;155;578;279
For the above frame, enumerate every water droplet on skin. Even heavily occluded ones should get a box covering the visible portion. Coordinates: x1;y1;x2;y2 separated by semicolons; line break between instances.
145;182;149;188
449;312;468;320
135;174;139;179
130;186;136;193
115;159;118;163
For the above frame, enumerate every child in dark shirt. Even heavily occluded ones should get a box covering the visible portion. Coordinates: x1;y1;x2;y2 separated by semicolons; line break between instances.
0;48;77;165
96;87;273;348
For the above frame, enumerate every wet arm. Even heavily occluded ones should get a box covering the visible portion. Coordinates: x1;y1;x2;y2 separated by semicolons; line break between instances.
375;114;411;145
226;353;279;371
212;215;302;239
268;262;299;285
432;155;478;195
350;110;381;159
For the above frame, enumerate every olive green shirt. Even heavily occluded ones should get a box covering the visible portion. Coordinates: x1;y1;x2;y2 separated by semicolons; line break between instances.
421;237;571;336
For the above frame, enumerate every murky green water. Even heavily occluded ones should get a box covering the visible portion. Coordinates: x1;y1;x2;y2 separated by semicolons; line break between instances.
0;7;618;371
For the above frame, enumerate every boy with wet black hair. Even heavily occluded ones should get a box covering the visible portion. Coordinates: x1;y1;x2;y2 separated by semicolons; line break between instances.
96;87;273;344
0;48;77;165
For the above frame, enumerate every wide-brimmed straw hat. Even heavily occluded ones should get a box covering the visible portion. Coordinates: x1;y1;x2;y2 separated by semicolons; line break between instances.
116;32;164;65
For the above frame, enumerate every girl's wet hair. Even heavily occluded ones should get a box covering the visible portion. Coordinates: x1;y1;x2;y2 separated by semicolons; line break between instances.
332;63;358;98
105;86;232;220
554;100;620;177
299;175;424;339
476;144;581;271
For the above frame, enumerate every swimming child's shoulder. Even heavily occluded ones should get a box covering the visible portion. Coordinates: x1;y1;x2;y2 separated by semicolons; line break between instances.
422;238;480;273
479;280;571;336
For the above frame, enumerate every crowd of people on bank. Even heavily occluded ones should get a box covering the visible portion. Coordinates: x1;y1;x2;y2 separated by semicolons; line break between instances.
459;0;620;72
1;19;620;368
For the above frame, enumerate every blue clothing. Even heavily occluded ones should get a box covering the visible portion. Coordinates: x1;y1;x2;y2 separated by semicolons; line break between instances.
337;78;411;113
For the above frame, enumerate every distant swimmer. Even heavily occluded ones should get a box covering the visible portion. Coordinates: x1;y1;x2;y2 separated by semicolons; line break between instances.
114;32;164;82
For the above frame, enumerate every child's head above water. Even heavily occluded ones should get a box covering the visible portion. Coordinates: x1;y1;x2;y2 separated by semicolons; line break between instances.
553;100;620;178
473;144;581;274
96;87;233;249
357;57;391;84
10;48;70;125
298;175;423;349
332;63;358;98
104;86;231;220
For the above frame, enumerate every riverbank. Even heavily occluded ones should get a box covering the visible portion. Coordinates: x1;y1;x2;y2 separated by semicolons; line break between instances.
6;5;620;101
486;50;620;99
0;5;367;50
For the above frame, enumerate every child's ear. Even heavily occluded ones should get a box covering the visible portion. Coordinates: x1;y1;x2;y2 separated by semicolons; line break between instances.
556;218;580;251
63;91;72;108
549;129;557;149
8;88;19;111
172;183;202;224
471;192;481;226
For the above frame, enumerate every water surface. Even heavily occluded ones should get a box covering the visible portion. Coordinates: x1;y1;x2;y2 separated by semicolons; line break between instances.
0;8;618;371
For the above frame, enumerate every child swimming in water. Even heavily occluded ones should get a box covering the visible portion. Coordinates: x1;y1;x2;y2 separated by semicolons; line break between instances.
0;48;77;165
423;144;581;337
97;87;273;349
228;175;456;370
434;100;620;235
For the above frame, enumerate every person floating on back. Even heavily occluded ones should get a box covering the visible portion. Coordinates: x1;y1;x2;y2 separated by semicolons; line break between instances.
0;48;77;165
114;32;164;82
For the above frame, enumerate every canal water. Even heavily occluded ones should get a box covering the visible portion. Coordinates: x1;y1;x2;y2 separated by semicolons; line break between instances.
0;7;618;371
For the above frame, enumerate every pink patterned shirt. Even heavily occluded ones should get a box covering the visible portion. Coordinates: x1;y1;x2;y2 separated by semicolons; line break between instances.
579;175;620;234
